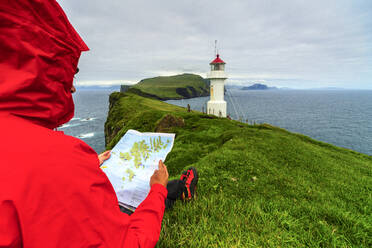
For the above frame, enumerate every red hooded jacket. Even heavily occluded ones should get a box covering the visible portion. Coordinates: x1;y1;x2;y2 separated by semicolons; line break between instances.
0;1;167;247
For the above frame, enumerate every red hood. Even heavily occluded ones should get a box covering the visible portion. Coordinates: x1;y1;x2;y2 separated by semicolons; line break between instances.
0;0;89;129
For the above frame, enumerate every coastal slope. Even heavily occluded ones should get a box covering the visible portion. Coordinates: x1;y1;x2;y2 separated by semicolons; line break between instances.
105;92;372;247
129;73;210;100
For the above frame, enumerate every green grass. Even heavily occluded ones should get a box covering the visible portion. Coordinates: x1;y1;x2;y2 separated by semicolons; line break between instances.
105;92;372;247
131;73;209;100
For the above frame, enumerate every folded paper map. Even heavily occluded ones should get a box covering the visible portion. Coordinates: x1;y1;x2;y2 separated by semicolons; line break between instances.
101;129;175;210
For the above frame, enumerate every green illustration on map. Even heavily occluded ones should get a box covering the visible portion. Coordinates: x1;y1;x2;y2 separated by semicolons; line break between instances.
150;136;169;152
115;136;171;182
125;169;135;181
130;140;150;168
120;152;131;161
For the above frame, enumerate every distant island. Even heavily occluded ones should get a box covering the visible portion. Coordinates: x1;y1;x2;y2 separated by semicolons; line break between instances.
242;83;277;90
122;73;210;100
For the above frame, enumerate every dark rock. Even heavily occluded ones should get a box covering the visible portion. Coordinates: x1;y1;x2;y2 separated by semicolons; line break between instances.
175;87;191;98
155;114;185;132
186;86;198;97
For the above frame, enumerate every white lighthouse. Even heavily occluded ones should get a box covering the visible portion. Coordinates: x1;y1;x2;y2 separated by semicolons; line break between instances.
207;54;227;117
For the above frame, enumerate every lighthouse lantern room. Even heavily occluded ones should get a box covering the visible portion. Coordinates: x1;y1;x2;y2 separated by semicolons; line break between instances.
207;54;227;117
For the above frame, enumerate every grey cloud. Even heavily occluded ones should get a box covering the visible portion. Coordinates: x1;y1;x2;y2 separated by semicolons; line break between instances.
57;0;372;89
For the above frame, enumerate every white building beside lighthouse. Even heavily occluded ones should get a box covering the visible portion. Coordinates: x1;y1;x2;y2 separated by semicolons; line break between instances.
207;54;227;117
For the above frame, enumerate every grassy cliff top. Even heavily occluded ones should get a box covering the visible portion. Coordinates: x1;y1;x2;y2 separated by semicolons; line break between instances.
130;73;209;100
105;92;372;247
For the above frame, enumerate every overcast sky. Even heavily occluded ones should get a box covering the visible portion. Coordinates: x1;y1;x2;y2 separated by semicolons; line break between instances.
58;0;372;89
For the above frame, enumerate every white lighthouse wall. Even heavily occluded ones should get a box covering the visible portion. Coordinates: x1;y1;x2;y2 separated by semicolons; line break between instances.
207;59;227;118
207;101;227;117
207;70;227;79
211;79;225;101
207;78;226;117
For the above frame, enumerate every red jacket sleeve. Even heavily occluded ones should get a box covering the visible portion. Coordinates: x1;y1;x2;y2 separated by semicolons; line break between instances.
0;201;22;247
123;184;168;247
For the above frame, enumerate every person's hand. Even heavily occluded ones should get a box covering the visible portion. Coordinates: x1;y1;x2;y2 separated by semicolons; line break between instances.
150;160;169;187
98;150;111;166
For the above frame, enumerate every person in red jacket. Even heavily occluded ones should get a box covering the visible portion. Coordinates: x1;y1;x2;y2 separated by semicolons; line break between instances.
0;0;197;247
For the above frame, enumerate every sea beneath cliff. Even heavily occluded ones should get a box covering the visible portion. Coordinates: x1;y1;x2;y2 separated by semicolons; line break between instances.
61;88;372;156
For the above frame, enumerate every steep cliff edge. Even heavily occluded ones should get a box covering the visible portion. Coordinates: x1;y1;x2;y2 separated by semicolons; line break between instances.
104;92;372;247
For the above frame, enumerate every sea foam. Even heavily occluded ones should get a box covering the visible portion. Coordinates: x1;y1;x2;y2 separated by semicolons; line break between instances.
78;132;95;139
80;117;96;122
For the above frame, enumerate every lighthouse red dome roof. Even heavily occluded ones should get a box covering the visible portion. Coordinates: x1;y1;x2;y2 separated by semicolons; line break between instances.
210;54;226;64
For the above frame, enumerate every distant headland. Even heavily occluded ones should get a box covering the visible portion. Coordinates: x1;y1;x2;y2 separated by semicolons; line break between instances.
241;83;277;90
121;73;210;100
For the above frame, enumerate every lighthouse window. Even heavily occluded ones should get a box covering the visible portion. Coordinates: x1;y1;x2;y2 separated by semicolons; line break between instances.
214;64;220;70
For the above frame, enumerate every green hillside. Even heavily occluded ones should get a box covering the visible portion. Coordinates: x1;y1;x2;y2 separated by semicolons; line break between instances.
105;92;372;247
129;73;210;100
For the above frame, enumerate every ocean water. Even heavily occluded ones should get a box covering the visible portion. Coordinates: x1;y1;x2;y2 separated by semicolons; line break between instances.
60;90;114;153
167;90;372;155
61;89;372;156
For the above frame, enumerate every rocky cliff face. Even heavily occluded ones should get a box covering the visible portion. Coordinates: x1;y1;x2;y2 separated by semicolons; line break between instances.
104;92;126;147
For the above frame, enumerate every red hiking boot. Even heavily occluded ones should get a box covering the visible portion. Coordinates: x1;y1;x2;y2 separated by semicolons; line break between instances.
180;167;198;201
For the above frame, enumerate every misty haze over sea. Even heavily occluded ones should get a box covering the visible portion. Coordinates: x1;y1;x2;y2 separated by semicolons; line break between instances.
61;89;372;156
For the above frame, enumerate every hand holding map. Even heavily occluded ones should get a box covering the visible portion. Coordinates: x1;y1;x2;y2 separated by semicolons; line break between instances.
100;130;175;210
150;160;169;187
98;150;111;166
